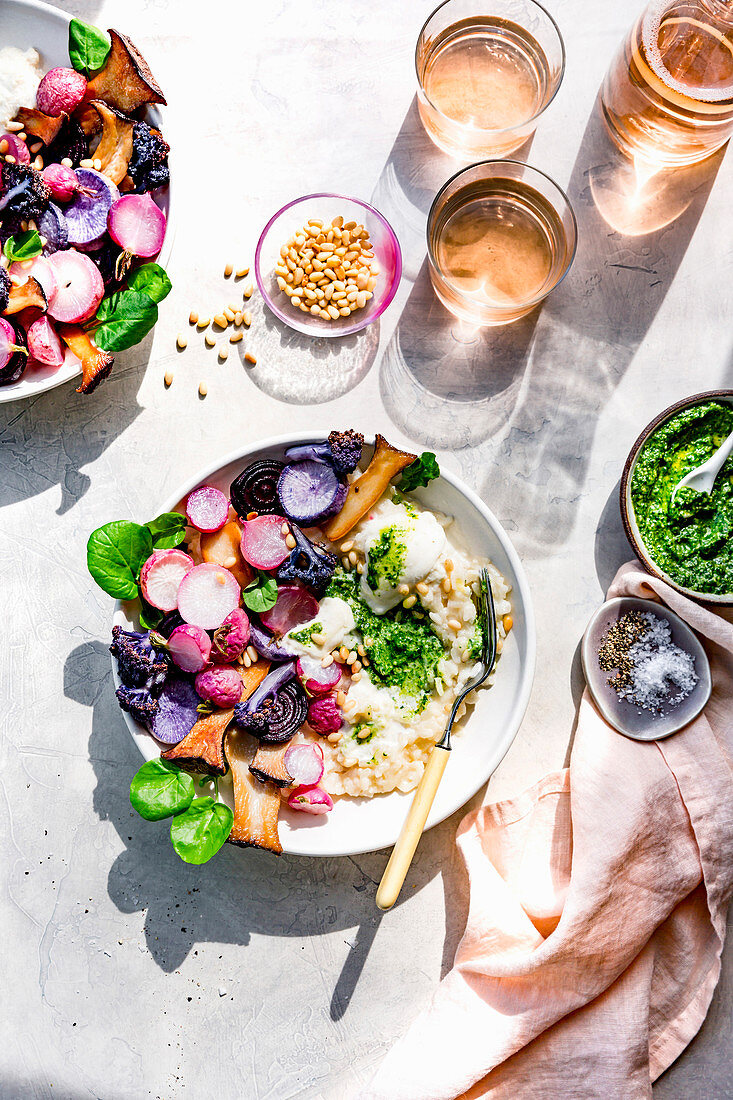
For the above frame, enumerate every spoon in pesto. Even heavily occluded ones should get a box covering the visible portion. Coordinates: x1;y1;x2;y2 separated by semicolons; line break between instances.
376;568;497;912
671;426;733;501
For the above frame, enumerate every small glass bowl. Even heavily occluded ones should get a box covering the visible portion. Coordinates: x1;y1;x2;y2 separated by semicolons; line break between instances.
255;193;402;338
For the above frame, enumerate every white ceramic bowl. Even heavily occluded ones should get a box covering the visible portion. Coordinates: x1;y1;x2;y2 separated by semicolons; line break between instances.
113;434;536;857
0;0;173;404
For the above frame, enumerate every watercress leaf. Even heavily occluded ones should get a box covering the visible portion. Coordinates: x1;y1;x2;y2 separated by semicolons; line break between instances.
399;452;440;492
146;511;187;549
138;599;164;631
242;574;278;613
127;263;172;304
94;290;158;353
68;18;111;76
87;521;153;599
3;230;43;264
169;797;233;864
130;759;195;821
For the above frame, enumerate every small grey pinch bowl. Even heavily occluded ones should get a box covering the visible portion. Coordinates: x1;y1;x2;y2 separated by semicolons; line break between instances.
620;389;733;606
581;596;711;741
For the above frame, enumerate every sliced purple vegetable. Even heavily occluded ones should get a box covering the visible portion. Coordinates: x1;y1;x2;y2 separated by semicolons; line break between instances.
0;322;28;386
150;677;201;745
249;619;298;662
65;168;119;246
186;485;229;533
230;458;284;518
236;680;307;744
284;443;330;465
235;661;296;719
277;461;347;525
277;523;337;596
37;202;68;254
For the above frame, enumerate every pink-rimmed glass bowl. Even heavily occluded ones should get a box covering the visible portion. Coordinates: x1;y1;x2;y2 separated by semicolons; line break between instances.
254;193;402;337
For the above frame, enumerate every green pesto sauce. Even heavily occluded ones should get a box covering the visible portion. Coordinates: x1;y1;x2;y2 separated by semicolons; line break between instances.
630;401;733;594
467;623;483;661
327;571;444;702
290;621;322;645
365;524;407;593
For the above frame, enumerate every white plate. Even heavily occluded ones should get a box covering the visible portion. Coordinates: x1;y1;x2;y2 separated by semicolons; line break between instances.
113;434;536;856
0;0;173;403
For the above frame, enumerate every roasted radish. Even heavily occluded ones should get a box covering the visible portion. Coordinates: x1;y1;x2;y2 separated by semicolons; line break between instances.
259;585;319;636
284;742;324;788
176;563;240;631
26;315;65;368
240;514;290;570
166;623;211;673
288;785;333;815
186;486;229;533
108;193;165;258
47;249;104;323
139;548;194;612
296;655;341;696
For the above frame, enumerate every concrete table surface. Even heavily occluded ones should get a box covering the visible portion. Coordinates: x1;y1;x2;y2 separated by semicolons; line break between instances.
1;0;731;1096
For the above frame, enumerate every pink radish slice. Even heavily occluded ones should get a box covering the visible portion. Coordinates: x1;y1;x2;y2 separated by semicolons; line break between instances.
240;514;290;569
167;624;211;673
46;249;103;323
186;486;229;533
10;257;58;304
177;563;241;631
260;585;320;635
284;743;324;787
288;785;333;814
140;549;194;612
26;315;64;368
108;194;166;258
1;134;30;163
296;655;341;696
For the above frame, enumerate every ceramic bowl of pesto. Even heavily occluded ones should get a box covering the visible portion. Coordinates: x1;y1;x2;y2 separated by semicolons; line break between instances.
620;391;733;606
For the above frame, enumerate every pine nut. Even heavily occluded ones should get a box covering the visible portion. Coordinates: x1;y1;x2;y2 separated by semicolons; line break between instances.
6;120;23;132
398;584;410;596
285;534;296;549
244;352;257;365
230;332;243;343
189;310;199;324
503;615;513;632
243;312;252;326
93;158;102;171
235;266;249;278
218;346;229;361
224;262;233;277
61;157;73;168
441;577;452;594
328;731;342;743
199;382;208;397
176;334;187;350
321;653;334;668
164;370;174;387
351;672;362;683
213;313;228;328
234;312;243;325
224;308;236;322
445;559;454;573
243;283;253;298
402;595;417;609
348;551;358;566
352;660;362;672
340;539;354;552
247;645;258;662
336;690;346;707
448;618;462;631
311;631;326;645
197;316;211;329
416;582;429;595
242;653;252;668
205;334;216;347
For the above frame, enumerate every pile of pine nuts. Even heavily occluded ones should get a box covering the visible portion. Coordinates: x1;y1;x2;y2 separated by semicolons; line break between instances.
275;216;379;321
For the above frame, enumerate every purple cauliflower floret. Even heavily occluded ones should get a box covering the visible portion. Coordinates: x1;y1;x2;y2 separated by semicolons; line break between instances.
110;625;169;691
307;693;343;736
0;266;9;313
327;429;363;474
115;684;159;730
0;162;50;222
128;121;170;193
277;524;337;597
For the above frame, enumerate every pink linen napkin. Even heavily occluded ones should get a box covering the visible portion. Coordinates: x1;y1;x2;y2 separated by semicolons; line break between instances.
371;563;733;1100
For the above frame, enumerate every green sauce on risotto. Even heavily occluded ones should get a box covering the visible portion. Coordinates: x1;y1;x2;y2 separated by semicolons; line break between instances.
365;524;408;593
290;621;322;645
327;571;444;702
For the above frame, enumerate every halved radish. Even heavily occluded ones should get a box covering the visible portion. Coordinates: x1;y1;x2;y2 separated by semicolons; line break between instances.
240;514;290;570
140;549;194;612
26;315;64;368
287;785;333;814
260;585;319;636
108;194;166;258
177;563;240;631
296;655;341;696
46;249;104;323
167;624;211;673
284;742;324;787
10;256;58;304
186;486;229;533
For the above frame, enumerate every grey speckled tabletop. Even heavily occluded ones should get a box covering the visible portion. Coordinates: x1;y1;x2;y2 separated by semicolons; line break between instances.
2;0;732;1097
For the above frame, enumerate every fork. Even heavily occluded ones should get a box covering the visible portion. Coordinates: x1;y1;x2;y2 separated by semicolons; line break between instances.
376;567;498;911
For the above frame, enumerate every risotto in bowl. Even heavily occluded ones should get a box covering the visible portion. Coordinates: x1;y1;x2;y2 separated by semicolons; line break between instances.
110;433;535;858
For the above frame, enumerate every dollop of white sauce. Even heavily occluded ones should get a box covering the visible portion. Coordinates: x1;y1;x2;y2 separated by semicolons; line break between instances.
283;596;355;657
0;48;42;128
360;499;446;614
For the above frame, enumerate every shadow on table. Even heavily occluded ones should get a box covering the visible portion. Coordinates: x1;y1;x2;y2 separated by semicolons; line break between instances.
234;290;380;404
65;640;473;1016
0;337;151;514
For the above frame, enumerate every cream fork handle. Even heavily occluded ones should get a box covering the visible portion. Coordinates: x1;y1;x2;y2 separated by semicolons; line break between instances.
376;745;450;911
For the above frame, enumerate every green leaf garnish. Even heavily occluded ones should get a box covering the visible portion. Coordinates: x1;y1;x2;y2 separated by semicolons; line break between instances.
242;573;278;614
86;520;153;600
170;798;233;864
3;230;43;264
145;511;187;549
399;452;440;492
130;759;195;822
94;290;159;353
138;600;164;631
127;263;172;304
68;18;111;76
